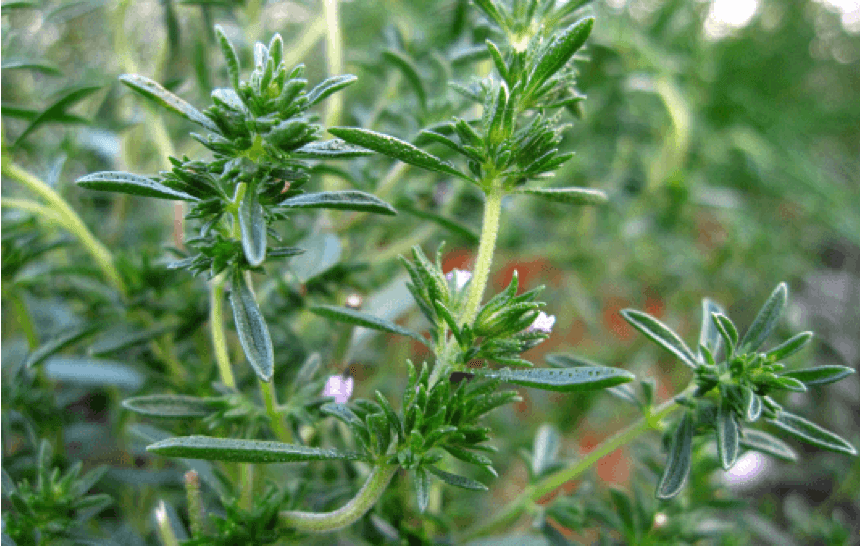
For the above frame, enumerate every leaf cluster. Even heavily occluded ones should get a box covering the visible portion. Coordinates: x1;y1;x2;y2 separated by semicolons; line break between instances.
621;283;857;499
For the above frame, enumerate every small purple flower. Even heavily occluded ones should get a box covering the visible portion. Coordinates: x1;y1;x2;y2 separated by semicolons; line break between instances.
322;375;354;404
445;269;472;291
526;311;556;334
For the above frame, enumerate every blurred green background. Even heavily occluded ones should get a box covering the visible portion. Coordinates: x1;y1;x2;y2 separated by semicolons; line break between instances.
3;0;859;543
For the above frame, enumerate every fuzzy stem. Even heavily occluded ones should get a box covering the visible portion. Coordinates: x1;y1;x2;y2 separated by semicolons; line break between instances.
460;183;504;326
209;274;237;389
461;391;690;541
280;464;398;532
261;380;292;443
1;163;126;295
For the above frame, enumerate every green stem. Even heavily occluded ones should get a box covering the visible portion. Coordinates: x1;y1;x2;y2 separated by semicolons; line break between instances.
460;183;504;326
7;289;38;349
260;380;292;443
2;163;127;295
460;391;689;541
280;463;398;532
283;16;327;69
154;501;180;546
322;0;343;129
209;274;237;389
239;463;255;511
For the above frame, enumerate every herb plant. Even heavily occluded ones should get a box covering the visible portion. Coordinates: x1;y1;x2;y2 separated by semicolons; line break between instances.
2;0;858;544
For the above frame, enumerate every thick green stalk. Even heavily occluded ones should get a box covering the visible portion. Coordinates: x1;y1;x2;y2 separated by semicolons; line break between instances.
280;464;398;532
260;380;292;443
460;392;689;541
2;163;126;295
460;183;504;326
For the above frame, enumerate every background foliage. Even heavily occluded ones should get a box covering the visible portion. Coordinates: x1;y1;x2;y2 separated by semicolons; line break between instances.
3;0;859;544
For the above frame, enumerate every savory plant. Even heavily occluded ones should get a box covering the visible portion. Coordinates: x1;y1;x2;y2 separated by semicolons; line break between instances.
2;0;856;544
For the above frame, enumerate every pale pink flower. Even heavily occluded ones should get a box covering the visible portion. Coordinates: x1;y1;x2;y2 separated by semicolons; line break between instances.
527;311;556;334
322;375;354;404
445;269;472;291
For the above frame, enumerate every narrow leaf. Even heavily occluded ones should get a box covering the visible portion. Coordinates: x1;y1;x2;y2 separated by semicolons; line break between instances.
739;282;787;353
24;325;97;368
306;74;358;107
772;376;807;393
768;411;856;456
698;299;724;361
717;398;740;470
512;187;607;206
13;85;100;146
765;331;813;361
528;17;594;90
119;74;219;133
382;50;426;108
414;467;430;513
76;172;198;201
214;25;240;90
532;423;560;476
742;387;761;422
738;429;797;462
310;304;429;347
780;365;854;387
279;190;396;216
230;269;274;381
621;309;699;369
427;466;487;491
147;436;366;462
328;127;470;181
656;411;693;499
238;181;266;266
2;59;61;75
122;395;227;419
293;139;373;158
471;366;634;392
397;203;479;244
712;313;738;358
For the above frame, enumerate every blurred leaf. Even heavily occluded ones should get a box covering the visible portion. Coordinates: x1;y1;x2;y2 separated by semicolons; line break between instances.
427;466;487;491
12;85;101;146
397;202;479;243
2;59;61;75
147;436;367;462
289;233;341;283
122;395;227;418
656;411;693;499
513;187;607;206
739;429;797;462
310;304;430;347
414;467;430;513
382;50;426;109
780;365;854;387
24;325;97;368
43;357;145;390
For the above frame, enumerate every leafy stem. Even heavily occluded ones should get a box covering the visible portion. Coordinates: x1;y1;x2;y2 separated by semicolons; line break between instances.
280;463;398;532
461;385;694;541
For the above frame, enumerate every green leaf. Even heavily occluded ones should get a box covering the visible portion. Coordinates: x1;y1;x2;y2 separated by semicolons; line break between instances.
771;376;807;393
698;299;724;361
122;395;227;419
712;313;738;358
717;398;740;470
427;466;487;491
768;411;856;456
765;331;813;361
230;269;274;382
382;50;426;109
739;282;787;353
528;17;594;91
147;436;367;463
414;467;430;513
656;411;693;499
12;85;101;146
23;324;97;368
238;181;266;267
43;357;144;390
76;171;199;201
742;386;761;422
214;25;240;91
310;304;429;347
531;423;560;476
2;58;61;75
293;139;373;158
119;74;220;133
512;187;607;206
471;366;634;392
397;203;479;244
620;309;699;369
328;127;470;181
738;429;797;462
88;324;173;356
306;74;358;107
279;190;396;216
780;365;854;387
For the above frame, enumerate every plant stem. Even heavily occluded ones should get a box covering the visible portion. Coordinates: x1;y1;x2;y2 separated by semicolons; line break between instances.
280;463;398;532
2;163;126;295
460;391;689;541
210;274;237;389
322;0;343;130
239;462;255;511
460;182;504;326
260;380;292;443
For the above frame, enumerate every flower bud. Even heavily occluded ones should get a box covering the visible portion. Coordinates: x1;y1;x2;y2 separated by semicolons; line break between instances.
322;374;354;404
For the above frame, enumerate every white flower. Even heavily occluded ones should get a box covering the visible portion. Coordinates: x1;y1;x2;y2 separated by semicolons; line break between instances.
322;375;354;404
527;311;556;334
445;269;472;291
